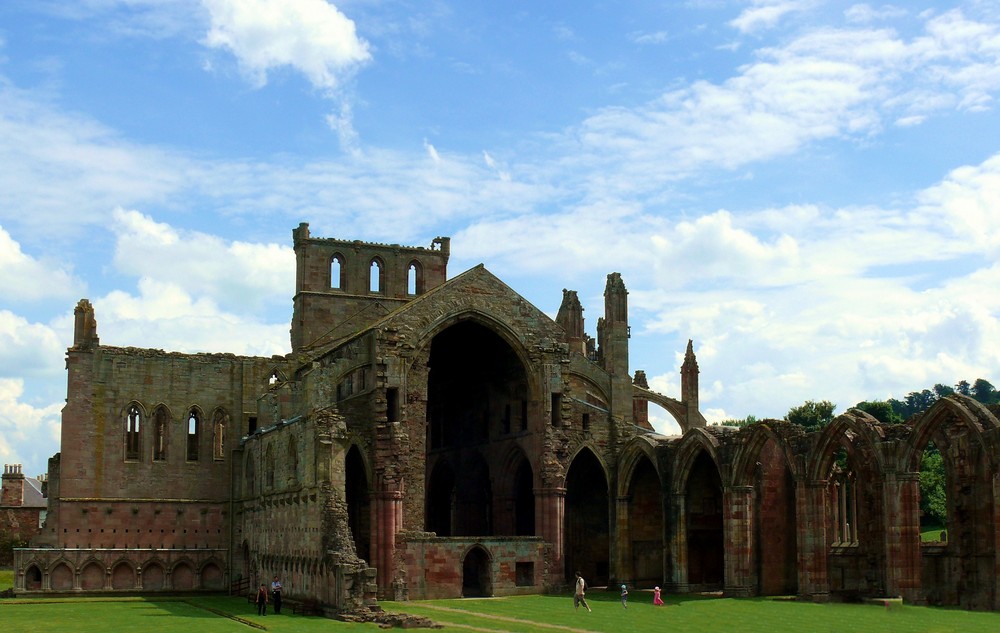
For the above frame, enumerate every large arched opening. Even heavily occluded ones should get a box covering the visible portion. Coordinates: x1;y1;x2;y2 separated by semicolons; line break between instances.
685;450;723;589
424;319;530;537
565;448;610;585
627;454;663;586
346;445;372;563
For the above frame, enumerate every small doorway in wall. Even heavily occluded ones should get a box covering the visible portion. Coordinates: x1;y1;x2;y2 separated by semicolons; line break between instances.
462;546;492;597
25;565;42;590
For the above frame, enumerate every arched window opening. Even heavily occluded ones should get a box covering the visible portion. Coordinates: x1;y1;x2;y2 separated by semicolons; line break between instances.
125;404;142;461
330;253;346;290
265;445;275;489
919;440;947;543
268;370;280;387
288;437;299;485
828;446;858;545
213;410;227;460
187;409;200;461
153;406;168;462
407;261;423;296
369;259;384;294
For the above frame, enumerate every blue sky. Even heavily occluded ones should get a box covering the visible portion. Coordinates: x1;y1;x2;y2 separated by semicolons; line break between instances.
2;0;1000;477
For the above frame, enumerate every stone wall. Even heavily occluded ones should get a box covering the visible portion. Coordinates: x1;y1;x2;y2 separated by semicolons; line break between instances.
398;534;548;599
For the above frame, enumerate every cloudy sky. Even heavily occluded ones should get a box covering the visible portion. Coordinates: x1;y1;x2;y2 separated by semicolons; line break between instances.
2;0;1000;477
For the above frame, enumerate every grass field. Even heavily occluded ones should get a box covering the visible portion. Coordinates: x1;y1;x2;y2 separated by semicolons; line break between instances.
2;590;1000;632
0;568;14;591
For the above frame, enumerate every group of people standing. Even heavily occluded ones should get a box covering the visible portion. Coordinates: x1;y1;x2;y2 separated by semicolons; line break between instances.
254;576;283;616
574;572;667;611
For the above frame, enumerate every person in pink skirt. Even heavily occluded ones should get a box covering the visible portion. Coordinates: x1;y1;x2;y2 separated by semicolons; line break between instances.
653;586;664;606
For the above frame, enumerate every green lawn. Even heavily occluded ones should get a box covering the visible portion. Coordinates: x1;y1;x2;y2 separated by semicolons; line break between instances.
921;524;947;542
1;591;998;633
0;568;14;591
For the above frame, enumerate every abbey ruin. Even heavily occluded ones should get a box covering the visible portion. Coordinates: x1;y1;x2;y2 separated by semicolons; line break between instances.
12;224;1000;612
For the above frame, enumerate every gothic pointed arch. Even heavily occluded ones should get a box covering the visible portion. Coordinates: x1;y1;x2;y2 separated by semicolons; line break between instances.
617;436;662;497
807;410;888;599
899;395;999;473
462;544;493;597
564;445;610;585
186;405;203;461
671;428;724;494
124;401;145;461
618;437;665;586
495;444;535;536
346;443;372;563
407;259;424;295
150;404;171;462
330;251;347;290
729;421;804;487
368;256;385;294
211;407;229;460
730;421;801;595
142;559;167;590
897;394;999;608
806;410;886;482
683;449;724;589
111;559;137;589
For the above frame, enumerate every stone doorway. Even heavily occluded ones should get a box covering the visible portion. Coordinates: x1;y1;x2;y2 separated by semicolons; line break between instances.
462;546;492;597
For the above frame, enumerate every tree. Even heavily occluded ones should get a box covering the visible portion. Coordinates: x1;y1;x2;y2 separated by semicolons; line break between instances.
972;378;998;404
904;389;936;416
854;400;903;425
919;446;947;527
933;383;954;399
955;380;971;396
786;400;836;432
715;415;759;428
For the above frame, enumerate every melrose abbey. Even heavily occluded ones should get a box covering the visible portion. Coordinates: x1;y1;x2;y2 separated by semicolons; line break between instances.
12;224;1000;613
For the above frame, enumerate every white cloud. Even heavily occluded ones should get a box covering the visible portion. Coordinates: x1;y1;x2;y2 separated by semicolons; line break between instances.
630;31;669;45
844;4;908;24
0;226;81;302
0;310;67;380
97;277;289;356
0;378;61;472
110;208;294;312
572;11;1000;184
917;154;1000;257
730;0;816;34
202;0;371;92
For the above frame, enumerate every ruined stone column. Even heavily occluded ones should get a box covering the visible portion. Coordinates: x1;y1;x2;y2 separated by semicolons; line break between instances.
614;495;632;586
668;493;687;592
882;471;921;602
536;487;565;585
796;480;829;601
374;488;402;594
724;485;755;596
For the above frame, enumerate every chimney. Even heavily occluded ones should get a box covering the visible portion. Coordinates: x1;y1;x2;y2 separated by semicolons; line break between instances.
2;464;25;506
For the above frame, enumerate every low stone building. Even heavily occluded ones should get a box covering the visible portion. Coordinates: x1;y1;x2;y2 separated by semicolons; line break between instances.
13;224;1000;612
1;465;47;568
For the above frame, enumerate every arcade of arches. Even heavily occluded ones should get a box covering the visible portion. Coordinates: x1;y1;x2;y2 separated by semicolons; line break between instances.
14;227;1000;613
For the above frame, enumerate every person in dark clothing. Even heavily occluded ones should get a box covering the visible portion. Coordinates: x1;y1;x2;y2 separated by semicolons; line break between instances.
271;575;283;614
255;583;269;616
